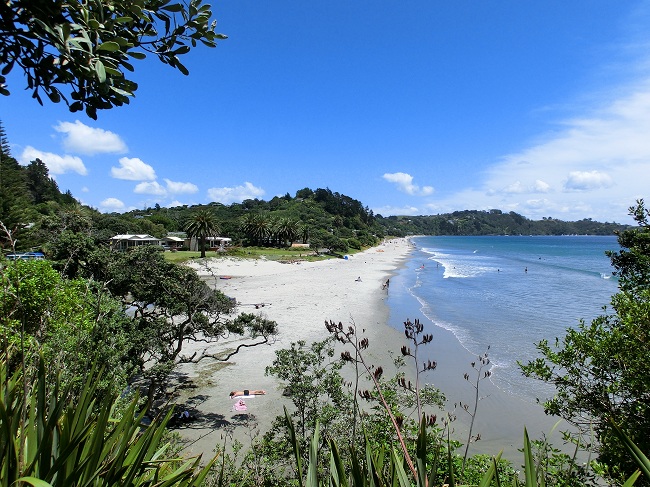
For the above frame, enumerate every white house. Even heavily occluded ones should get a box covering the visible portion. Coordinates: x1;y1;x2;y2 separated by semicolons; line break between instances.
161;236;185;250
188;236;232;252
110;234;162;251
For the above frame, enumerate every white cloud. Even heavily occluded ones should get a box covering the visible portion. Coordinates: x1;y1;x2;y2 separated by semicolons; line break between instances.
19;146;87;175
523;198;551;210
383;172;434;196
207;182;265;204
533;180;551;193
164;178;199;194
81;187;89;192
563;170;614;191
100;197;125;212
372;205;421;217
501;179;552;194
111;157;156;181
134;181;167;195
424;76;650;223
503;181;526;194
55;120;128;155
132;178;199;198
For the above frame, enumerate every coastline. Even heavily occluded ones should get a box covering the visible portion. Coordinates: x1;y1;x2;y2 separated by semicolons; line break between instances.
173;236;563;464
386;237;568;462
174;238;413;458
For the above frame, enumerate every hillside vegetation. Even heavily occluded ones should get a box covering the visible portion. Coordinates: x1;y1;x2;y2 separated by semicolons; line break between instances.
1;122;628;256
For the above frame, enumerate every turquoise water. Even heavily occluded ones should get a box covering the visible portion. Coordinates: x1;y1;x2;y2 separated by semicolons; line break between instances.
387;235;620;401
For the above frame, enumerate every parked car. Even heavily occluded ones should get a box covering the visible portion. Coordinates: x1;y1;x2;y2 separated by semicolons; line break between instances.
6;252;45;260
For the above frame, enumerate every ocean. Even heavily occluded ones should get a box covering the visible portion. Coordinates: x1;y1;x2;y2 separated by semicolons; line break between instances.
386;235;620;403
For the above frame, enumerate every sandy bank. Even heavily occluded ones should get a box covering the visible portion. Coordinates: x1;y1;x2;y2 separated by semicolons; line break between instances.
172;239;412;457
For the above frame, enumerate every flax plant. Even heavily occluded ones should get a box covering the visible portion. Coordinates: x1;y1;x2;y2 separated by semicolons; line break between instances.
0;352;216;487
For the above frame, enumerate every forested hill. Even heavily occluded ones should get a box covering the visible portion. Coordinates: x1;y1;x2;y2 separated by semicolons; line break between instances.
1;122;629;252
376;210;629;237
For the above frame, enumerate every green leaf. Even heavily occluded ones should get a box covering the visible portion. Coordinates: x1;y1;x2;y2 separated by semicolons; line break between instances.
110;87;134;98
176;61;189;76
416;415;428;487
46;90;61;103
14;477;53;487
610;418;650;482
447;429;456;487
328;440;347;487
285;406;304;487
623;470;642;487
523;428;537;487
95;60;106;83
478;452;503;487
174;45;191;55
306;422;319;487
104;66;122;76
97;41;121;52
391;448;412;487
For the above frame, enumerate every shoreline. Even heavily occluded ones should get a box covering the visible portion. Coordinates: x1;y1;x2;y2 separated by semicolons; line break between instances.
174;238;413;457
386;238;568;462
173;237;563;465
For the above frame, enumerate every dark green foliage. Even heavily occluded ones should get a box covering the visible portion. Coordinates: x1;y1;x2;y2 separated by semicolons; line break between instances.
0;0;226;119
265;338;349;441
0;258;137;400
37;207;96;278
0;123;82;251
282;410;515;487
376;210;629;237
521;200;650;485
186;209;221;258
0;353;215;486
24;159;60;205
90;245;278;404
0;124;37;245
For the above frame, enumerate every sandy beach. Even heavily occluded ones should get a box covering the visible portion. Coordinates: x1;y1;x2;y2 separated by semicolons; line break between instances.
173;238;413;458
171;237;564;465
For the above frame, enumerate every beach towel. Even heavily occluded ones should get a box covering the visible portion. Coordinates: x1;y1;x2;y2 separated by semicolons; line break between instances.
233;400;247;411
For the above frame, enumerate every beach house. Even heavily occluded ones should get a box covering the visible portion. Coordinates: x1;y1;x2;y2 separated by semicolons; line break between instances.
110;234;162;251
188;236;232;252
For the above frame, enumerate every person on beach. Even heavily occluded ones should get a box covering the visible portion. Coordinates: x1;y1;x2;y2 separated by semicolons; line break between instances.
230;389;266;398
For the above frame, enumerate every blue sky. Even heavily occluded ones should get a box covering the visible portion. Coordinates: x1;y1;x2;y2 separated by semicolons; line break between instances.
2;1;650;223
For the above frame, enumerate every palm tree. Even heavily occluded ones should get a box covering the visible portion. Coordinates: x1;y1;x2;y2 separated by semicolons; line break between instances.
186;210;220;258
275;217;300;247
299;223;310;244
240;212;271;246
